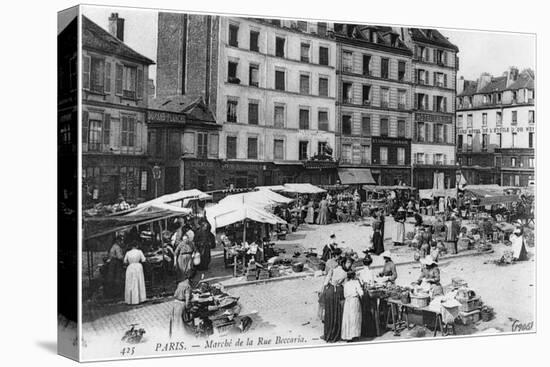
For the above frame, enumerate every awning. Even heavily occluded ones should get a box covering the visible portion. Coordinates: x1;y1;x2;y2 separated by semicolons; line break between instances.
282;183;326;194
205;202;287;233
218;190;294;208
137;189;212;208
338;168;376;185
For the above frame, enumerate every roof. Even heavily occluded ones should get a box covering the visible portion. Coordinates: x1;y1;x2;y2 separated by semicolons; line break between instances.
148;95;218;125
410;28;459;52
459;70;535;97
478;76;507;93
334;24;412;54
82;16;154;65
508;71;535;90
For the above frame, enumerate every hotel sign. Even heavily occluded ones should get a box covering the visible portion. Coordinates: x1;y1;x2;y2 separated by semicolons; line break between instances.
458;126;534;134
148;110;186;124
415;113;452;124
372;137;411;146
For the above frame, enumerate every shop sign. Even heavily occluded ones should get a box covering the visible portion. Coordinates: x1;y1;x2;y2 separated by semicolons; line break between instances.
415;113;452;124
148;110;186;124
372;137;410;146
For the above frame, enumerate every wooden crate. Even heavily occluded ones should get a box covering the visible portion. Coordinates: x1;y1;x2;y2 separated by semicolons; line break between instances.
459;309;480;325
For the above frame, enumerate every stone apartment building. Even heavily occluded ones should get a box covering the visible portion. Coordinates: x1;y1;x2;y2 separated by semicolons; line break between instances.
82;14;154;205
333;24;414;186
156;13;338;189
456;67;535;186
399;28;459;189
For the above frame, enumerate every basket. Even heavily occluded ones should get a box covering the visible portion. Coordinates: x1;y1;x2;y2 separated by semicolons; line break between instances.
410;294;430;308
458;296;481;312
292;262;304;272
459;309;480;325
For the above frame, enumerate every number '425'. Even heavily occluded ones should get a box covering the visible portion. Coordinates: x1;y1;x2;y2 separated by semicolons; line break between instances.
120;346;135;356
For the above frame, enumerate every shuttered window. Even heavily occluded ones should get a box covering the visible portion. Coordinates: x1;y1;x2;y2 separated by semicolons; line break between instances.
82;55;90;89
226;136;237;159
397;120;406;138
209;133;219;157
104;62;111;93
103;114;110;146
115;64;123;95
361;116;371;137
82;111;89;145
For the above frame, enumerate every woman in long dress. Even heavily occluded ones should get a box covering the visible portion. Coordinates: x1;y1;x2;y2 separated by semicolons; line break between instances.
123;243;147;305
341;270;364;341
392;207;406;246
174;235;195;280
104;236;124;299
173;279;193;333
359;255;377;337
510;226;528;261
194;222;216;271
322;257;348;342
305;200;315;224
317;198;329;225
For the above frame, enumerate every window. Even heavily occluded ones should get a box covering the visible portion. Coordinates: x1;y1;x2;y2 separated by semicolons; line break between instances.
343;51;353;72
529;110;534;124
416;153;424;164
363;55;371;75
300;43;310;62
318;110;329;131
361;145;370;164
436;50;445;65
274;105;285;128
90;57;105;93
435;124;443;143
529;132;534;148
274;139;284;160
457;135;463;151
227;100;238;122
457;115;463;128
319;46;329;65
434;96;446;112
435;153;443;165
247;137;258;159
512;132;517;147
380;88;389;108
342;144;352;163
299;74;310;94
435;72;445;87
299;108;310;130
229;24;239;47
249;64;259;87
318;141;327;155
226;136;237;159
398;61;406;81
467;157;473;166
512;111;518;125
511;157;517;167
416;122;425;142
299;141;309;160
168;132;181;157
381;58;389;79
398;90;406;109
529;157;534;168
397;120;406;138
88;118;102;151
416;93;428;110
197;133;208;158
275;70;285;90
249;30;259;51
443;124;449;143
317;22;327;36
121;115;136;148
342;82;353;103
417;69;426;84
362;85;371;105
297;21;307;32
467;114;473;128
361;115;371;136
482;134;488;151
228;61;239;83
248;101;259;125
122;65;137;99
342;115;352;135
319;77;329;97
380;147;388;165
397;147;405;165
380;118;389;137
275;37;285;57
496;133;502;148
482;113;487;126
467;134;473;151
496;111;502;125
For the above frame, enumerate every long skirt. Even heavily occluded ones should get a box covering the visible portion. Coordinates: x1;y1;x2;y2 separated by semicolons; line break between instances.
177;254;194;280
104;258;123;299
305;208;315;224
361;290;377;337
341;296;362;340
125;263;147;305
317;207;328;225
323;284;344;343
393;221;405;244
196;243;211;271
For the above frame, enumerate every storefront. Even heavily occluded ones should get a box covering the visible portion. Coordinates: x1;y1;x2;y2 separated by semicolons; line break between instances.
371;137;412;186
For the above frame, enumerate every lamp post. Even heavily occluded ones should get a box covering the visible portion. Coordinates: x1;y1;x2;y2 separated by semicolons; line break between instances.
152;164;161;198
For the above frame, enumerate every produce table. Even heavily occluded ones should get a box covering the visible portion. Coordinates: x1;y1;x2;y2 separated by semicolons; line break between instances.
387;298;446;337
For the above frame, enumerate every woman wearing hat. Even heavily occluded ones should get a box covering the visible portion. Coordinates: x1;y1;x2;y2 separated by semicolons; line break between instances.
510;223;528;261
415;256;443;298
377;251;397;284
123;242;147;305
341;270;364;342
392;207;406;246
321;234;339;262
174;234;195;280
321;257;348;343
358;255;377;338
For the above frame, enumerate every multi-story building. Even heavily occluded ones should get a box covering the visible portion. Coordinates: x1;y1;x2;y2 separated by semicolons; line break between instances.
456;67;535;186
334;24;413;186
82;14;154;205
400;28;459;189
156;14;338;189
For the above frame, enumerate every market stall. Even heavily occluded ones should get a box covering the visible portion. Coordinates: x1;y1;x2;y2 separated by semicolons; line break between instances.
282;183;326;194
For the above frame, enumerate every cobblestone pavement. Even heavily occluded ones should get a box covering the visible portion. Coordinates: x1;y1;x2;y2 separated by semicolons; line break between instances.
82;243;535;360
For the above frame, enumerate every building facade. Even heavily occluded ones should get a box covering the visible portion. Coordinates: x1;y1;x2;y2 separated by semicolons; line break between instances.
156;14;338;189
333;25;413;185
456;67;535;186
81;14;154;205
400;28;459;189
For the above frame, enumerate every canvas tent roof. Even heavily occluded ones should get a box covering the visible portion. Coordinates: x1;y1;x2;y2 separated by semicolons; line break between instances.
218;190;293;209
205;202;287;233
138;189;212;208
419;188;457;200
282;183;326;194
255;185;286;192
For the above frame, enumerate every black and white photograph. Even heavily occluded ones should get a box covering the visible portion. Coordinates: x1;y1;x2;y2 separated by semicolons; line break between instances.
54;1;541;363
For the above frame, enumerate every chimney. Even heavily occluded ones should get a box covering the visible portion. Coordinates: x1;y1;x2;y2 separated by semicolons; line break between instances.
456;76;465;95
506;66;519;87
108;13;125;42
476;72;492;92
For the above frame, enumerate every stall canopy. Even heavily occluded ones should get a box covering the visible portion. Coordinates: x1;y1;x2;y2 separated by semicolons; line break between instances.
255;185;286;192
282;183;326;194
84;203;191;240
218;190;293;209
419;188;457;200
363;185;416;191
205;202;287;233
138;189;212;208
463;185;520;205
338;168;376;185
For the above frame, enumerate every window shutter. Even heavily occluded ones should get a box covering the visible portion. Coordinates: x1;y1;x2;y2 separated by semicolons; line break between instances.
82;55;90;89
209;133;219;157
443;97;447;112
104;62;111;93
425;71;429;85
82;110;89;145
103;113;111;146
433;96;437;111
414;46;418;59
425;124;430;142
115;64;123;95
444;74;448;88
137;67;144;99
414;93;418;109
433;73;436;86
443;51;448;65
444;124;448;143
432;124;437;143
413;123;418;141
